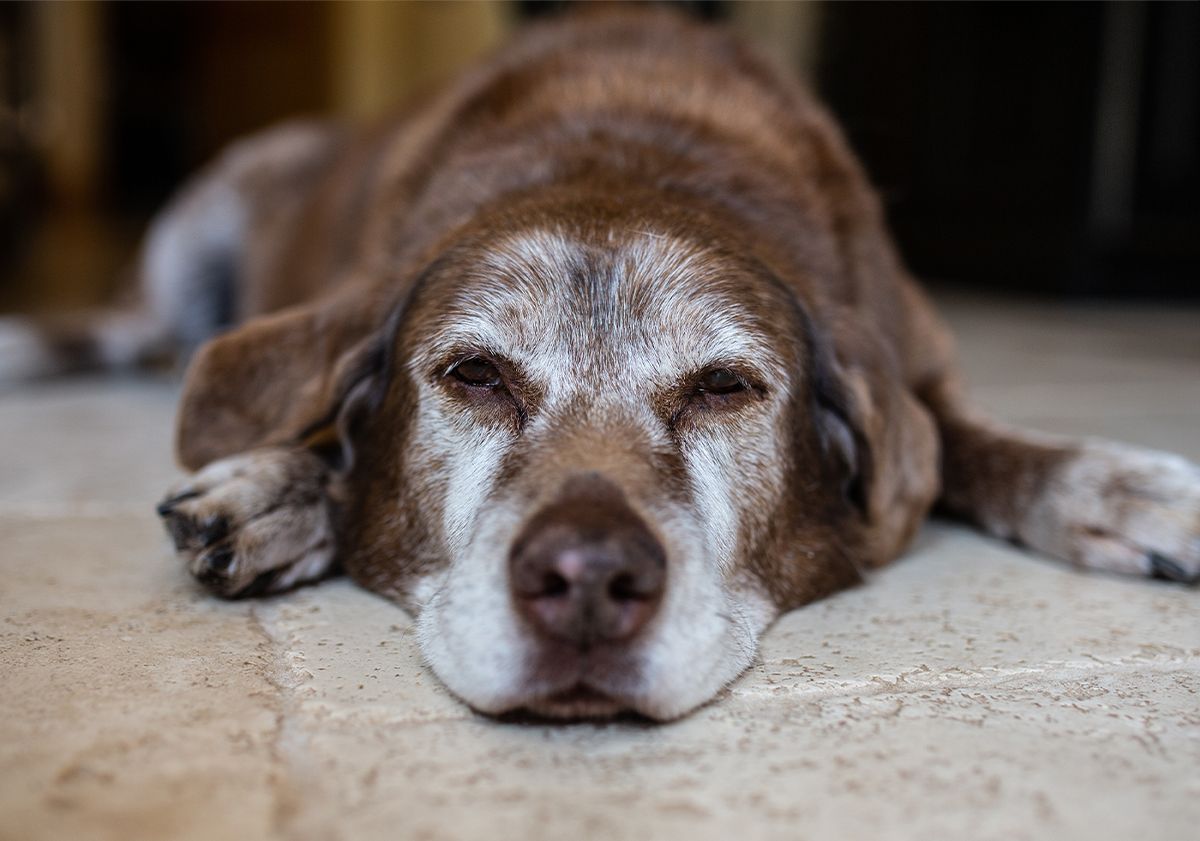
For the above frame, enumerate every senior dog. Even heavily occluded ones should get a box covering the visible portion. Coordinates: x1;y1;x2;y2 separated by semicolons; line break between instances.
8;9;1198;720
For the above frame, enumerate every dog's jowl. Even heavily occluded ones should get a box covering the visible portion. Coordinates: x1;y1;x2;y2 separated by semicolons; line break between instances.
83;9;1199;719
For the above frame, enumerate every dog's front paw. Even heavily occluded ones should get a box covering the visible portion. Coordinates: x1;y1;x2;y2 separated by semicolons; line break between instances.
1023;441;1200;583
156;448;338;597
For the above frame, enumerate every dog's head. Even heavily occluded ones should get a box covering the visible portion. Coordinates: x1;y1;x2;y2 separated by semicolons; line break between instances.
178;198;938;720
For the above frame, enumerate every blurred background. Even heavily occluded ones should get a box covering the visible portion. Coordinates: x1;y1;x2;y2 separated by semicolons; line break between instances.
1;0;1198;316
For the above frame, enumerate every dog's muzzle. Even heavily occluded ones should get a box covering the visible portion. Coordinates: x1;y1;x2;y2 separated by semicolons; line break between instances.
509;473;666;650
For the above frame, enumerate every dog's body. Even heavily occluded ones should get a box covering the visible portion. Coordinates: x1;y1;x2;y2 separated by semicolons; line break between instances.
12;10;1199;719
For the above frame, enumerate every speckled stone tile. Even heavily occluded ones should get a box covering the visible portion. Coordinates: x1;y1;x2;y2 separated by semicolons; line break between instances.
0;515;279;841
0;377;180;512
250;525;1200;841
2;296;1198;841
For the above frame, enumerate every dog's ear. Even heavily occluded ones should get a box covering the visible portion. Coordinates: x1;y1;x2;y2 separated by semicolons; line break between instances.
795;122;944;563
175;292;392;472
810;318;941;564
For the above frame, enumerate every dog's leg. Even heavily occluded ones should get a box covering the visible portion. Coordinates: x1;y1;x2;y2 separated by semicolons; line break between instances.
928;386;1200;583
0;121;341;387
156;447;340;597
0;308;171;384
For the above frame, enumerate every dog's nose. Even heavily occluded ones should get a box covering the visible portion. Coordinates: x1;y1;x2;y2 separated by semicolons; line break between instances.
509;475;666;648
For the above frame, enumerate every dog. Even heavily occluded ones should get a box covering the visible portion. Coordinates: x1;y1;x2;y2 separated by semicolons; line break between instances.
6;8;1198;720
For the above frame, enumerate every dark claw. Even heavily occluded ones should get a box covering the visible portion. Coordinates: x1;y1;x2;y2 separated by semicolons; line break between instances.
194;545;238;593
194;566;223;586
1149;553;1199;584
197;515;230;548
197;558;276;601
238;568;283;599
165;515;196;551
156;491;200;517
206;545;236;573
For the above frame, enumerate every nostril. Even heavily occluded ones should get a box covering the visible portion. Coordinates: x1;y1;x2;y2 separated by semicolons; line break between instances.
541;570;570;598
608;571;638;602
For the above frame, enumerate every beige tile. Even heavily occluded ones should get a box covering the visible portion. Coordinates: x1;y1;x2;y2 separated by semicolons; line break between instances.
0;515;280;841
934;293;1200;458
935;294;1200;391
0;378;181;512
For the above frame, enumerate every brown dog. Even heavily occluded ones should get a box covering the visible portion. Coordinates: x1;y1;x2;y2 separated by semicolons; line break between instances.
10;9;1197;720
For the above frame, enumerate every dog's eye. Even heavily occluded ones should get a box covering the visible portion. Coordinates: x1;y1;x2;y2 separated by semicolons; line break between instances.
696;368;745;395
668;366;761;428
451;357;503;388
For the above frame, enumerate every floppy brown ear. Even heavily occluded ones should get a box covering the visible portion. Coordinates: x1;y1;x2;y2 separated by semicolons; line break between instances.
175;293;387;471
813;322;941;565
787;116;948;565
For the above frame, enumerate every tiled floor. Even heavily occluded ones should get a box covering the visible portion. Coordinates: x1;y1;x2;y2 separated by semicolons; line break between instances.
2;295;1198;841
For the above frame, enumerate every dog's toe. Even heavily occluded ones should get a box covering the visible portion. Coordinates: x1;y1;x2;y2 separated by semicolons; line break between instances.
206;543;236;572
1036;442;1200;584
192;544;234;584
190;543;254;598
1149;552;1200;585
196;514;230;547
162;510;198;551
158;448;338;598
156;490;200;517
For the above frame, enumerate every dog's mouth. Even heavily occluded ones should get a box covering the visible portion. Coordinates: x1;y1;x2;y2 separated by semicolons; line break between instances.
520;683;628;719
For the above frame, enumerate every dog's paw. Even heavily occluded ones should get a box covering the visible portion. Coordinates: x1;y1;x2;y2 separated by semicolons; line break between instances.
1023;441;1200;583
156;448;337;597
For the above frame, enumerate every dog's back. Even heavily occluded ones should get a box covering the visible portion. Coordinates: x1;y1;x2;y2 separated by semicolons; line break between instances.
1;11;931;385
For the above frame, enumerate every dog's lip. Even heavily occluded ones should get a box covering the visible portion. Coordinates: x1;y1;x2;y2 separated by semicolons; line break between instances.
546;684;612;705
519;682;628;719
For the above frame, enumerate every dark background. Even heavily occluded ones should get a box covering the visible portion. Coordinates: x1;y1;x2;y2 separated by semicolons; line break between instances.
2;1;1197;313
820;1;1200;298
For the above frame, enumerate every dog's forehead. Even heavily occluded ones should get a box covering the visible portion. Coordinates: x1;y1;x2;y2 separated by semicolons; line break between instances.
423;228;792;385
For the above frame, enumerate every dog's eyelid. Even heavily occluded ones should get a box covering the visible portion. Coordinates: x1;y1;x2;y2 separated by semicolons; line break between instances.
688;362;768;396
431;346;504;379
432;349;533;426
450;356;504;388
697;367;746;394
664;363;770;431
